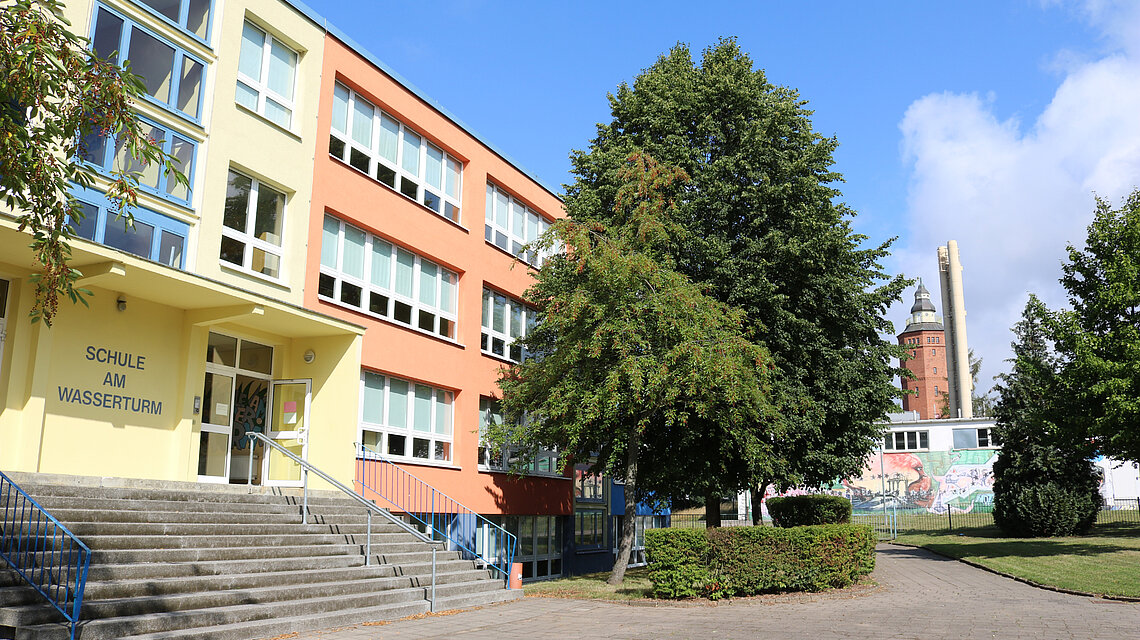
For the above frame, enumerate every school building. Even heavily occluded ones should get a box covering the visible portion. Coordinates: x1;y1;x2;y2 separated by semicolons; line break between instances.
0;0;659;584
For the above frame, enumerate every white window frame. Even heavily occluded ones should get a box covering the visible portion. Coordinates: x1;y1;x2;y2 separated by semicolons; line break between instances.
484;182;553;267
236;20;298;129
220;170;286;281
481;288;534;363
358;370;454;465
478;397;559;476
953;427;999;449
883;430;929;451
329;82;463;222
319;215;458;340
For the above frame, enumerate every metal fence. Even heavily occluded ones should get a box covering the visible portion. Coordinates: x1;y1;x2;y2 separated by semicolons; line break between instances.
667;499;1140;538
0;471;91;640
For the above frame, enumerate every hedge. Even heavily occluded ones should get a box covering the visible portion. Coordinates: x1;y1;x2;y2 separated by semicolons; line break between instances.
645;524;875;599
766;495;852;527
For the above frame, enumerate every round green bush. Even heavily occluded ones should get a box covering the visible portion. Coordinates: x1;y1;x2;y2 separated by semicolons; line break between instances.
766;495;851;527
993;479;1100;537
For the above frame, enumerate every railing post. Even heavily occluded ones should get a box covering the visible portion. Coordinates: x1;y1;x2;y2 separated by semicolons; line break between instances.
366;510;372;566
430;546;437;612
302;466;309;525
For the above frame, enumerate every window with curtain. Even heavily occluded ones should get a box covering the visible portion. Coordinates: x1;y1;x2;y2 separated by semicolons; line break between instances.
68;186;189;268
484;182;554;267
319;214;458;339
329;82;462;222
90;4;205;120
236;21;298;129
81;117;195;205
134;0;212;42
358;370;453;463
481;288;534;362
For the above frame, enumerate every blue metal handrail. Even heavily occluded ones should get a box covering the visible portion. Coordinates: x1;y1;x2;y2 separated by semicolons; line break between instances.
356;444;517;588
0;471;91;640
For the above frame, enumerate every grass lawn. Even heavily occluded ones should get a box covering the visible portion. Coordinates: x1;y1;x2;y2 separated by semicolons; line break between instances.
895;522;1140;598
523;567;654;601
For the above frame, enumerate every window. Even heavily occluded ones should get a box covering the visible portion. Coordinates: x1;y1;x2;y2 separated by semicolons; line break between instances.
883;430;929;451
933;367;937;374
134;0;212;42
236;21;297;129
478;397;558;474
81;117;195;205
932;349;936;355
481;288;534;362
220;170;285;280
574;466;604;501
953;427;999;449
479;516;561;581
484;183;554;267
934;385;939;394
91;5;205;120
69;187;188;267
329;82;462;222
358;370;453;463
575;509;604;548
319;215;458;339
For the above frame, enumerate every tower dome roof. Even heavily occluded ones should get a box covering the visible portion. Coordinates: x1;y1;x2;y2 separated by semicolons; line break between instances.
910;282;936;313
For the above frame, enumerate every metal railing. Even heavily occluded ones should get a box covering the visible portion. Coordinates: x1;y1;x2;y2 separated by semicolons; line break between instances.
0;471;91;640
244;433;444;610
356;443;517;588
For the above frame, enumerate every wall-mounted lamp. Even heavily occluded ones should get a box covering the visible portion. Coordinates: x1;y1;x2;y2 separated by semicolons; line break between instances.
116;297;127;312
193;396;201;415
303;349;316;364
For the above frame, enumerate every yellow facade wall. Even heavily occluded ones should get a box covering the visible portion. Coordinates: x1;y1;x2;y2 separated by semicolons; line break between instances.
192;0;326;304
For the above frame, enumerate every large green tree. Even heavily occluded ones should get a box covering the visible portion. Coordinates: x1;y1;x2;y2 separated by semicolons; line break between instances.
992;297;1100;537
1051;190;1140;463
493;152;774;584
564;39;908;519
1;0;185;325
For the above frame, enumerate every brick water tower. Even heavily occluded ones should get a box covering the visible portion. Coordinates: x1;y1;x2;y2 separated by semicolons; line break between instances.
898;281;949;419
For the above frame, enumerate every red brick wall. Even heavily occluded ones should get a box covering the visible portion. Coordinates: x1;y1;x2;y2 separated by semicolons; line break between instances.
898;329;949;419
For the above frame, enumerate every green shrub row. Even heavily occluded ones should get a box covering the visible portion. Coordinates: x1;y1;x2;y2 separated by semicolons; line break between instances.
645;523;875;599
766;495;852;527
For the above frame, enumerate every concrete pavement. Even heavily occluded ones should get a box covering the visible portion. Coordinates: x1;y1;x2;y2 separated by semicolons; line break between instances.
279;544;1140;639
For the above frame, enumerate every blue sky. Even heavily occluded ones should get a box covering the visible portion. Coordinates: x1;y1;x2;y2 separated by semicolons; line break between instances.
305;0;1140;394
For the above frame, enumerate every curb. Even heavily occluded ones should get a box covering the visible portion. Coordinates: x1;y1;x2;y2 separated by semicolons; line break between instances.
885;542;1140;603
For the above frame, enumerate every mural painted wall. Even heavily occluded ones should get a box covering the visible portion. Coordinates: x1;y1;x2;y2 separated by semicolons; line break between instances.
841;450;997;513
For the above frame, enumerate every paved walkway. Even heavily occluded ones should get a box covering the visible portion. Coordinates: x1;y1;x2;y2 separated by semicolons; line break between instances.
286;545;1140;639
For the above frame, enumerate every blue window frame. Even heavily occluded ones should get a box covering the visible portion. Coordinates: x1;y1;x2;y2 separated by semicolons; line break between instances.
81;115;195;206
130;0;213;45
90;3;206;122
69;186;190;269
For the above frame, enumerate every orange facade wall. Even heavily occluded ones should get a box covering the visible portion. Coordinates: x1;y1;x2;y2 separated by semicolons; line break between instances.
305;34;570;516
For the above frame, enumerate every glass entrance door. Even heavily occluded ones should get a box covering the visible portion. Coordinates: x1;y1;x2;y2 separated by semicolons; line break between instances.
198;371;235;482
197;332;274;484
263;379;311;487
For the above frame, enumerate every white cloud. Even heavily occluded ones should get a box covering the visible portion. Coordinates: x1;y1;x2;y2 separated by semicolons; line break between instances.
893;3;1140;395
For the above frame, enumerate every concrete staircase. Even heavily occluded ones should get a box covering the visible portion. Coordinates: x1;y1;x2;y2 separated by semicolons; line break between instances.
0;473;518;640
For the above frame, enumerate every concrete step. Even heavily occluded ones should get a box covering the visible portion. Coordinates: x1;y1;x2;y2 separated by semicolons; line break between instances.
15;580;508;640
9;483;362;507
71;531;422;551
80;563;490;600
39;508;391;527
88;542;458;565
53;520;381;537
24;495;363;516
2;571;495;627
78;554;480;583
